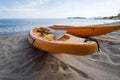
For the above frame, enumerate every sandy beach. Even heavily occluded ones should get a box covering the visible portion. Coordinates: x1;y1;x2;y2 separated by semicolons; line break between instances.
0;24;120;80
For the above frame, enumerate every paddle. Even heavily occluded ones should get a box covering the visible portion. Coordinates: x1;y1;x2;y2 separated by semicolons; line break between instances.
51;30;67;40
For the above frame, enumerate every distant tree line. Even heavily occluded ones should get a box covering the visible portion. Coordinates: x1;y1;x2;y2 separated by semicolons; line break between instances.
103;13;120;20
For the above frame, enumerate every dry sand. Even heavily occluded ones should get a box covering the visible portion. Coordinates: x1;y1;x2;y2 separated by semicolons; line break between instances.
0;29;120;80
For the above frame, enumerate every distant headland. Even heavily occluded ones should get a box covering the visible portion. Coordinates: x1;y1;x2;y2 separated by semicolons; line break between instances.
67;17;86;19
103;13;120;20
93;13;120;20
67;13;120;20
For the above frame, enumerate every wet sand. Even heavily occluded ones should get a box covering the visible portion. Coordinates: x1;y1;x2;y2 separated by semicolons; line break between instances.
0;26;120;80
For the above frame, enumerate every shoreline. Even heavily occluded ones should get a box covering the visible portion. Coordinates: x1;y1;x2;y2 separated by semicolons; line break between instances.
0;30;29;37
0;21;120;37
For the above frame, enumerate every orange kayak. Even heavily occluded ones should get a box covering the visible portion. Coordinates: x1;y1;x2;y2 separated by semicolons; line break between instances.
50;25;120;37
28;27;98;55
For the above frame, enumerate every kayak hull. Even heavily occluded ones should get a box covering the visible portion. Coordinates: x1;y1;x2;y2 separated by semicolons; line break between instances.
50;25;120;37
28;28;98;55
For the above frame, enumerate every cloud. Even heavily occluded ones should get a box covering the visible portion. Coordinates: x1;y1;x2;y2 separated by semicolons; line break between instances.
20;0;48;9
0;0;50;18
51;0;120;17
0;0;120;18
11;0;49;10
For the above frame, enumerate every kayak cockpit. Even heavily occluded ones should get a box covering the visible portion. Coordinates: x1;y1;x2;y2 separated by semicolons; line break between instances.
32;27;70;41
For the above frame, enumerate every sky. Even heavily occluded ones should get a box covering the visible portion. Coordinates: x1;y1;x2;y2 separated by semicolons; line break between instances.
0;0;120;18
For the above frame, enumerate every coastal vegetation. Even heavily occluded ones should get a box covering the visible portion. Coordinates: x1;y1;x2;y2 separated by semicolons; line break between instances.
67;13;120;20
103;13;120;20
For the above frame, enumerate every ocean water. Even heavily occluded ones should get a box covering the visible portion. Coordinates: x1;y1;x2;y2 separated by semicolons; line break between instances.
0;18;119;36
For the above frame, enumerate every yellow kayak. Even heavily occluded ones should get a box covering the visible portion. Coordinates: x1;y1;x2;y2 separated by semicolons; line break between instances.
28;27;98;55
50;25;120;37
